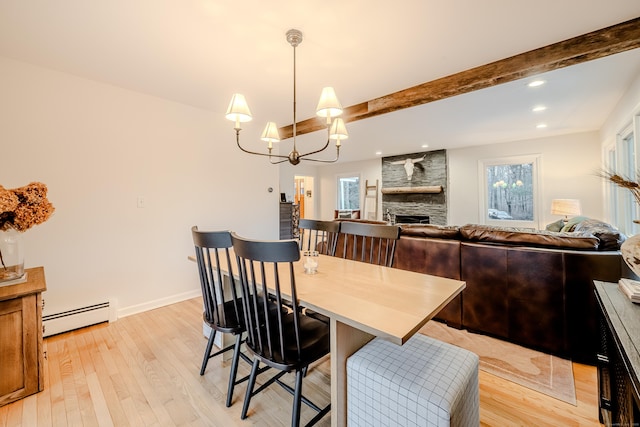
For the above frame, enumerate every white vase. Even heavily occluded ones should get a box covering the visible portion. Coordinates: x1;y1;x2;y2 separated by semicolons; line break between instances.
0;227;25;282
621;233;640;279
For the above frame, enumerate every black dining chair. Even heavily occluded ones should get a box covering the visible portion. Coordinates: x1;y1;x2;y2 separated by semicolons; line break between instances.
298;219;340;256
231;232;331;427
191;226;266;408
337;221;401;267
298;219;341;323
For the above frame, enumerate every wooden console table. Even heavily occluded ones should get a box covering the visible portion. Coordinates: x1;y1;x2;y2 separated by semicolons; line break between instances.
594;280;640;426
0;267;46;407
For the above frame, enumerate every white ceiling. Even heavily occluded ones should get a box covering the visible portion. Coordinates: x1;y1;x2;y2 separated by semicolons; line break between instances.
0;1;639;163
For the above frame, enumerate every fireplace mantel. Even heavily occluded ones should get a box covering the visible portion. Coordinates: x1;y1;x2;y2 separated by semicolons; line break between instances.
381;185;443;195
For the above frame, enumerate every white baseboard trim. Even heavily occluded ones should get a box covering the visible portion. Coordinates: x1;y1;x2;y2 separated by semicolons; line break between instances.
43;298;117;337
116;289;201;319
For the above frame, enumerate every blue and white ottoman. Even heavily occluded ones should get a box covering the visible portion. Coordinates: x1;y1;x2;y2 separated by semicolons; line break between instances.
347;333;479;427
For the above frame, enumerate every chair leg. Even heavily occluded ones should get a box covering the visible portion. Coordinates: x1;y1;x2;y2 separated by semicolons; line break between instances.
291;369;304;427
200;329;217;375
241;358;260;420
225;334;243;407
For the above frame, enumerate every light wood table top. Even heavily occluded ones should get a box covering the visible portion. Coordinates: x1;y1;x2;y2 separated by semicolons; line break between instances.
290;253;463;345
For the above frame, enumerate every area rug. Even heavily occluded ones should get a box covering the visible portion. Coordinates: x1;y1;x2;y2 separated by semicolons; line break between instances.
419;321;577;405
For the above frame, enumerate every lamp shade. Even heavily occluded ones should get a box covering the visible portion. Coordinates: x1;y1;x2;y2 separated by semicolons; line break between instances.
551;199;582;216
260;122;281;143
225;94;252;124
329;118;349;141
316;87;343;119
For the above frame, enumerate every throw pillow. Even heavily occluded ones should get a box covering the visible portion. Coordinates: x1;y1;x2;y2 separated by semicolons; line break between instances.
545;219;564;232
560;215;588;232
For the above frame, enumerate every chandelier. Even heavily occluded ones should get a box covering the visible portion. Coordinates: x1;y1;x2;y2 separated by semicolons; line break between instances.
225;29;348;165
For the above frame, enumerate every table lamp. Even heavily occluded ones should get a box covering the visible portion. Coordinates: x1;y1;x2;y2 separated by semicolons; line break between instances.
551;199;582;223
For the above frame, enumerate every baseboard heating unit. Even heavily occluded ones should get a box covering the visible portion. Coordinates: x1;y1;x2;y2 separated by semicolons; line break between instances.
43;300;115;337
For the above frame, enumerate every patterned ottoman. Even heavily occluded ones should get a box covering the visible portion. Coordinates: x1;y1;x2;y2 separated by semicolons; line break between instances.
347;333;479;426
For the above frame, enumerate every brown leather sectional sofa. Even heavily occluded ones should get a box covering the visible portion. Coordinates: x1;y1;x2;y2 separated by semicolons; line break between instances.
391;222;634;364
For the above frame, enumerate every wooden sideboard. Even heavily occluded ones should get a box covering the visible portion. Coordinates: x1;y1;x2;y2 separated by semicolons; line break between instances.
595;281;640;426
0;267;46;407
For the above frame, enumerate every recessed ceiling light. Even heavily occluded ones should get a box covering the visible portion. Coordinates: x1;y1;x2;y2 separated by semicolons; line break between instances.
536;123;547;129
528;80;545;88
375;151;382;156
532;105;547;112
421;144;429;148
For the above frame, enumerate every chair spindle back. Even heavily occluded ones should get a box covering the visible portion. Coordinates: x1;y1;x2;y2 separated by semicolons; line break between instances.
338;221;401;267
192;227;243;331
231;233;304;367
298;219;341;256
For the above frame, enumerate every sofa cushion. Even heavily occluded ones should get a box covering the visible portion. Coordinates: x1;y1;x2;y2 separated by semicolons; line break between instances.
459;224;599;250
573;219;626;251
399;224;461;239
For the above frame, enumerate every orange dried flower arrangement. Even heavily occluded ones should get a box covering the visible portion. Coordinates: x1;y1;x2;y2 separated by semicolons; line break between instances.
0;182;55;271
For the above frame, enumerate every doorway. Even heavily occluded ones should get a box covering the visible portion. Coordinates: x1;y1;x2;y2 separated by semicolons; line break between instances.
294;176;315;219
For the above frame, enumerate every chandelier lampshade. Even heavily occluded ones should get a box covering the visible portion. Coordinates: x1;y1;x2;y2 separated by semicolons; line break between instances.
260;122;281;148
225;94;252;128
316;87;343;122
329;118;349;145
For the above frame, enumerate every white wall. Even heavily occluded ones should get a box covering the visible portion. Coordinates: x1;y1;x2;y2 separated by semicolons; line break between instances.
448;132;603;227
600;72;640;148
0;56;279;319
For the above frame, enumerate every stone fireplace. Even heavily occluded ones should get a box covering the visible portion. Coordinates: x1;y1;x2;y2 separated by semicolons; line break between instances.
381;149;447;225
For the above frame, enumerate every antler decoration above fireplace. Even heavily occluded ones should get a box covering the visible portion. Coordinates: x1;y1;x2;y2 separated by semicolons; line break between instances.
389;155;426;181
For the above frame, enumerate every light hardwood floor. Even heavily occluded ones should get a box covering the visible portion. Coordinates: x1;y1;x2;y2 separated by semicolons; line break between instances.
0;297;603;426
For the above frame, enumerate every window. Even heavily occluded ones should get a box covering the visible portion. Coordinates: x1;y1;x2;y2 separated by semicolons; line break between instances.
479;155;540;229
337;174;360;210
607;147;618;224
607;122;638;235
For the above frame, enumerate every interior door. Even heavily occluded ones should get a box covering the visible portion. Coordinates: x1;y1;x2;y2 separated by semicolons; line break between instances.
294;177;305;218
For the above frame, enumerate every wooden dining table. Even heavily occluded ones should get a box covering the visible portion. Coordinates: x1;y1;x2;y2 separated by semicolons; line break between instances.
189;250;465;427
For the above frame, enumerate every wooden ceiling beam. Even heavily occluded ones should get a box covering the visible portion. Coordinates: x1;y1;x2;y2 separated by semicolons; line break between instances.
278;16;640;140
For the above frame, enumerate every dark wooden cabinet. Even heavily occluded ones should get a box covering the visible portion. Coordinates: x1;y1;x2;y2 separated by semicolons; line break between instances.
0;267;46;406
595;281;640;426
279;202;300;240
279;202;293;239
